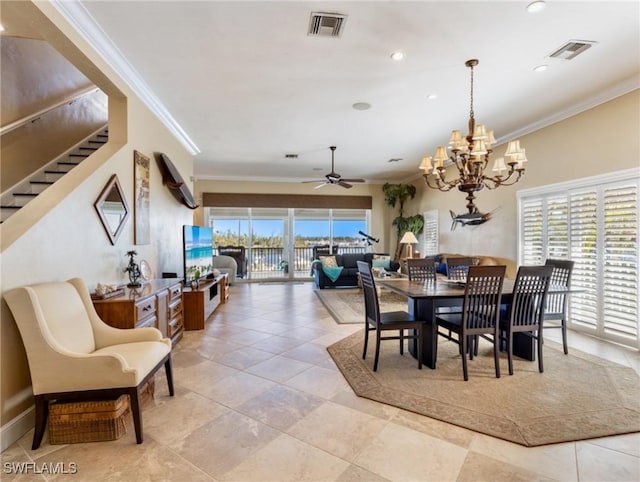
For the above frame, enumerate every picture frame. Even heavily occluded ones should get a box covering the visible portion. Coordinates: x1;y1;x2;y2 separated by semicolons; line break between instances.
133;150;151;245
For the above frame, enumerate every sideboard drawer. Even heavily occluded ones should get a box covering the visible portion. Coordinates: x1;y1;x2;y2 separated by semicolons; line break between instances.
135;297;157;325
169;298;182;319
136;315;158;329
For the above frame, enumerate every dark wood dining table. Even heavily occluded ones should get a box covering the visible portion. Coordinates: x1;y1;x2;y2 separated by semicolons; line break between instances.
375;276;555;369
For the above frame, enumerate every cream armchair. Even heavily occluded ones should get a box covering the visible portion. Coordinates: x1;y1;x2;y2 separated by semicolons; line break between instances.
213;255;237;284
4;278;174;449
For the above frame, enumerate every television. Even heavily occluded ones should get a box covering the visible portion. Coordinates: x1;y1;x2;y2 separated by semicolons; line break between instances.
183;225;214;283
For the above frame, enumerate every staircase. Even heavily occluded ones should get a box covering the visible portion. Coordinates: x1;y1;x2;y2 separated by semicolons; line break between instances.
1;126;108;223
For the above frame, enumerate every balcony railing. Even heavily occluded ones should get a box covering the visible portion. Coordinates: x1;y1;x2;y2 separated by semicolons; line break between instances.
215;245;367;279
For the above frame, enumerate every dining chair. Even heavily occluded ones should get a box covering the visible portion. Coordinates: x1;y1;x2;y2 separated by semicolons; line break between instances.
406;258;437;283
357;261;426;371
435;265;506;381
500;265;553;375
446;257;476;281
544;259;575;354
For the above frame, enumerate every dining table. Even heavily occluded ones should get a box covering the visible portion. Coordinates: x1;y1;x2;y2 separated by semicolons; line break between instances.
376;276;567;369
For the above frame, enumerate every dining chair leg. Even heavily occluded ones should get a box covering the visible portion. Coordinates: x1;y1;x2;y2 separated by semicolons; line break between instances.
399;329;404;355
417;325;423;370
362;323;370;360
373;330;381;372
493;335;501;379
537;331;544;373
461;335;469;381
561;319;568;355
507;331;514;375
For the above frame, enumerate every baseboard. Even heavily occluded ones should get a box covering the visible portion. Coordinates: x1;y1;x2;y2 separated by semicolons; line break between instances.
0;406;34;453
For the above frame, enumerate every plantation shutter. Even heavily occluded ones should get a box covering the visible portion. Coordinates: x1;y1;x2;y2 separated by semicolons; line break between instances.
602;185;638;340
546;196;569;259
518;168;639;349
569;190;599;330
422;210;439;256
521;198;544;265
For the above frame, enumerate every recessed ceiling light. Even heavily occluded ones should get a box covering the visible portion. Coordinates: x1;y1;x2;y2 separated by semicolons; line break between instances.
526;1;546;13
390;51;405;61
533;64;548;72
352;102;371;111
427;94;438;100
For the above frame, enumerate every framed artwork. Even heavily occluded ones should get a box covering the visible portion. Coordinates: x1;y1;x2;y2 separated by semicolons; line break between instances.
133;150;150;245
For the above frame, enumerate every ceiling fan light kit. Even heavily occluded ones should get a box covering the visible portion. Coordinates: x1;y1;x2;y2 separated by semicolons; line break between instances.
419;59;528;213
304;146;365;189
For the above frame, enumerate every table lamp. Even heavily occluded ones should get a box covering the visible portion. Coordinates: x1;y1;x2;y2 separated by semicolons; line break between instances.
399;231;419;259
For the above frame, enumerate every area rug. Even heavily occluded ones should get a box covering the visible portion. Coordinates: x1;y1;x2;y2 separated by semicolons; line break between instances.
315;288;408;324
327;330;640;447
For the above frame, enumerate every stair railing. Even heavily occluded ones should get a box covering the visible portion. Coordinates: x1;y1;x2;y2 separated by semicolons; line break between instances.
0;86;100;136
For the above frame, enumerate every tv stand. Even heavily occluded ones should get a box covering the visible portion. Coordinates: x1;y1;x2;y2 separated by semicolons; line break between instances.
183;273;228;330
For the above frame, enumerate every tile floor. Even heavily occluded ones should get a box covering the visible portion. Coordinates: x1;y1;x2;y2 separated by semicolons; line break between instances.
2;282;639;481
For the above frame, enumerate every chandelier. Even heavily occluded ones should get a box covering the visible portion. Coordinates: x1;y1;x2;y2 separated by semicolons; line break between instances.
420;59;527;213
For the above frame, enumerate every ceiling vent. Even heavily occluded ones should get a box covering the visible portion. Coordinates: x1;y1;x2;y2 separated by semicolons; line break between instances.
308;12;347;37
548;40;597;60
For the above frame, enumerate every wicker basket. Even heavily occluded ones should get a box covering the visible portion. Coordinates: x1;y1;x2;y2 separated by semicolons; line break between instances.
49;395;130;445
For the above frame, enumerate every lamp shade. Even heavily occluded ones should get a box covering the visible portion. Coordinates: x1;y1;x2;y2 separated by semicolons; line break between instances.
400;231;418;244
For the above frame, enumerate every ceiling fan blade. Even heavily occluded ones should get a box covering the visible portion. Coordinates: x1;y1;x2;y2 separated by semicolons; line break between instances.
338;181;353;189
340;178;365;183
314;182;327;189
302;179;326;183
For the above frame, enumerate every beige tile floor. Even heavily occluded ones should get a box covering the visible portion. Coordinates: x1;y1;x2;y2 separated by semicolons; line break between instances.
3;282;639;481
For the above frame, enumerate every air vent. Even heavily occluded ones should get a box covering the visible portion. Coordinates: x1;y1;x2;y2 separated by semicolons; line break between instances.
285;154;298;159
548;40;597;60
308;12;347;37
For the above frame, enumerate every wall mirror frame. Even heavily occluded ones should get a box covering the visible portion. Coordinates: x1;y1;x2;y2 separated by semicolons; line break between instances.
94;174;130;245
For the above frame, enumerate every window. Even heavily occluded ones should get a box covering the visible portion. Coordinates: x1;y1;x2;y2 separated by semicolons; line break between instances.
518;169;639;348
422;210;439;256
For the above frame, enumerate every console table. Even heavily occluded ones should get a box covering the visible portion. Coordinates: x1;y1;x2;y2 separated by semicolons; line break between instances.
92;278;184;346
183;273;228;330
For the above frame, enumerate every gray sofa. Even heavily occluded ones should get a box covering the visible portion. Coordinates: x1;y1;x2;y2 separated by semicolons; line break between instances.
312;252;400;289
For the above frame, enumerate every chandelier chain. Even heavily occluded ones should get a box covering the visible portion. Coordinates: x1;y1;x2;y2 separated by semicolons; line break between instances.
469;63;474;120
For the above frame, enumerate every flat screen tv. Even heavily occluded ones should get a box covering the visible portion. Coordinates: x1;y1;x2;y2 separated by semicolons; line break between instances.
183;225;214;283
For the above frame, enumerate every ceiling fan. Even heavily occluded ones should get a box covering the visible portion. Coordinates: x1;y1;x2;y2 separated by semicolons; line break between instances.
303;146;365;189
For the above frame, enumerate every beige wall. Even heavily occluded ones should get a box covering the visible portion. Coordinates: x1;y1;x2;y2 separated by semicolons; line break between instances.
410;90;640;276
0;2;193;440
193;181;399;254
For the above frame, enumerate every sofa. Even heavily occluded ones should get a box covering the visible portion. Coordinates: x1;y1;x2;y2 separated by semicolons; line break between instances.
312;252;400;289
427;253;515;277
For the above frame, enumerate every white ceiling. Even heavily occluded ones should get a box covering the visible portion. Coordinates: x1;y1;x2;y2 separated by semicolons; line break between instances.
73;1;639;184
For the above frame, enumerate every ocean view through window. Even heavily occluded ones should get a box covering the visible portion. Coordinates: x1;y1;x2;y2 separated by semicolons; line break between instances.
207;207;370;279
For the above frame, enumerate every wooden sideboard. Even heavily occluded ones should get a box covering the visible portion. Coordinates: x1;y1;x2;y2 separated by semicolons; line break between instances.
92;278;184;346
183;273;228;330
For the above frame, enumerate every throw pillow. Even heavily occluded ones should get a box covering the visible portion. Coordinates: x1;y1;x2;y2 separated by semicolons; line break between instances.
322;265;343;282
372;254;391;269
319;255;338;268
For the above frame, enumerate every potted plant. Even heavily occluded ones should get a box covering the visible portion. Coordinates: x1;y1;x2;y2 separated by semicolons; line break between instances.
382;183;424;261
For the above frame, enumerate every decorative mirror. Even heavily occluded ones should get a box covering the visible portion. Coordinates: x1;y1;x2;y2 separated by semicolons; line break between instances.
94;174;130;245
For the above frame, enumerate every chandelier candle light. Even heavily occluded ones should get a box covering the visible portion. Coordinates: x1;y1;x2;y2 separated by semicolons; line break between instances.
420;59;528;213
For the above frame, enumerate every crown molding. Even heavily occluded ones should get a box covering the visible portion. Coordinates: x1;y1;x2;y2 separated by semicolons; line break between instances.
49;0;200;155
495;76;639;146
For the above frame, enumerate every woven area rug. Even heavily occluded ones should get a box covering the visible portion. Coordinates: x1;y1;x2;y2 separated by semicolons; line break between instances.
327;330;640;446
315;288;408;324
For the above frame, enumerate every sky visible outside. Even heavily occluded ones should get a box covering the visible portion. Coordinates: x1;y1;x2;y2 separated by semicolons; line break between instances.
213;219;367;238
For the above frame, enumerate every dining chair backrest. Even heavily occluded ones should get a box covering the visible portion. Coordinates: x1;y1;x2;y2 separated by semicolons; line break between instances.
462;265;506;331
357;261;381;326
407;258;437;283
509;265;554;329
544;259;574;316
447;257;476;281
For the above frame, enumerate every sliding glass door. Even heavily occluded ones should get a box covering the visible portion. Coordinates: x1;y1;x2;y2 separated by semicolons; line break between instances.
208;207;370;280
